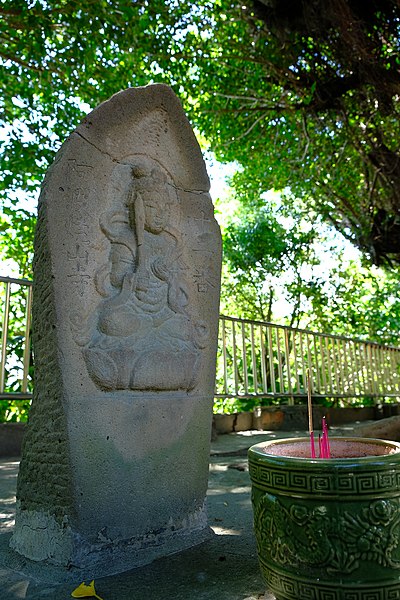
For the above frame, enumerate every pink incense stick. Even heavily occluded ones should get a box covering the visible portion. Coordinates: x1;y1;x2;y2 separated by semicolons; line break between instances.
307;370;316;458
322;416;331;459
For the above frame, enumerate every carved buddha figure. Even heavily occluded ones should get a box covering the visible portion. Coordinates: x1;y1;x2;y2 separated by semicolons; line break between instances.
81;162;208;391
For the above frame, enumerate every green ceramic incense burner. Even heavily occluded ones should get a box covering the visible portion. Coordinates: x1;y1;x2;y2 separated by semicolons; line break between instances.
248;437;400;600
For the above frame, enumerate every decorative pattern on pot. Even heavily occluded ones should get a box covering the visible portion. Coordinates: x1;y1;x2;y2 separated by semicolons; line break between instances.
248;437;400;600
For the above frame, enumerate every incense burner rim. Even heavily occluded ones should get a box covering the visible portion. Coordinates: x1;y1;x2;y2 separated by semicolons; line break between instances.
248;436;400;465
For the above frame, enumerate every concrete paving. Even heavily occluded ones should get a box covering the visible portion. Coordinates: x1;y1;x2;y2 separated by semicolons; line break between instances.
0;426;361;600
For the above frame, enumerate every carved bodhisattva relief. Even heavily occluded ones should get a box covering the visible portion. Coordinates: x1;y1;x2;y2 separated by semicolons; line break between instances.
74;159;208;391
11;86;221;575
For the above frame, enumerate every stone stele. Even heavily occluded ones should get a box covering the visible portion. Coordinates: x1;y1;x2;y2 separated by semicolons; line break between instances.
10;84;222;579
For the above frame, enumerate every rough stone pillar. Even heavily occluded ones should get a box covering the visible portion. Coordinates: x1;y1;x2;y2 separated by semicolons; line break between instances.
10;84;222;578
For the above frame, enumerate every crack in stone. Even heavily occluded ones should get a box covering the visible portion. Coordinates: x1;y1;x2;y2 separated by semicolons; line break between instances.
74;131;210;196
74;130;118;163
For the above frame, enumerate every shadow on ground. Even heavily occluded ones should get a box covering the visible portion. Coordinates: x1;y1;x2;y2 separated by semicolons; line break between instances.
0;440;273;600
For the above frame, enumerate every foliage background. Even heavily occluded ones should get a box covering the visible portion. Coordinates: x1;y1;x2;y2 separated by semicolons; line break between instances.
2;0;400;418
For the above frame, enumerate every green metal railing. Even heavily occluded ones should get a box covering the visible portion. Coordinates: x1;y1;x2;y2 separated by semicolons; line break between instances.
1;277;400;405
0;276;33;400
215;315;400;404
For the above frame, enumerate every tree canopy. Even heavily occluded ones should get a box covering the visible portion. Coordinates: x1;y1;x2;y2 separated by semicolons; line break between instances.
182;0;400;266
2;0;400;327
2;0;400;264
0;0;188;199
218;184;400;345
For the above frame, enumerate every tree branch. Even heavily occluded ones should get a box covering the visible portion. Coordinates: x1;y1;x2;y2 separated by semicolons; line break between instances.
301;113;310;162
235;112;267;141
0;50;45;72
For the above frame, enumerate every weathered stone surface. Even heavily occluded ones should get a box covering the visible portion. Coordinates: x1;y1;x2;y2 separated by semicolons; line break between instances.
10;84;222;577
